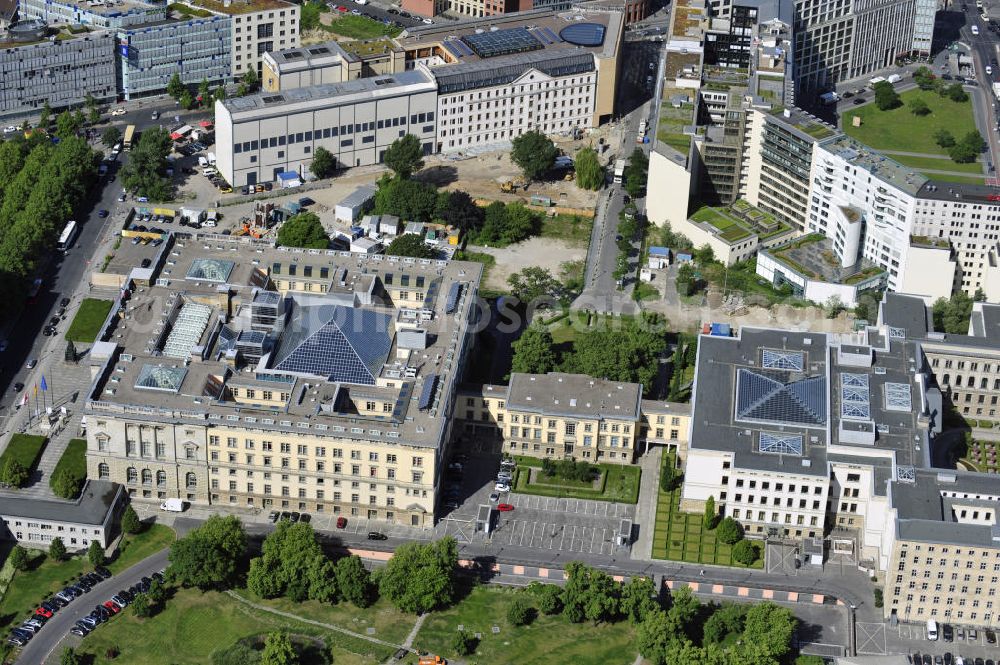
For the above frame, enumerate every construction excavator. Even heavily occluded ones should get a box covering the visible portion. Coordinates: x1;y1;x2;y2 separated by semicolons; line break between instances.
499;175;528;193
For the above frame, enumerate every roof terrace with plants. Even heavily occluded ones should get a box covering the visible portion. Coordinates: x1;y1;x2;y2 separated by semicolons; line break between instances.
765;233;885;285
689;199;792;245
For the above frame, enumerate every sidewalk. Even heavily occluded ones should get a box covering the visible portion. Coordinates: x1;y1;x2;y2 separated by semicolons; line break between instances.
630;447;662;561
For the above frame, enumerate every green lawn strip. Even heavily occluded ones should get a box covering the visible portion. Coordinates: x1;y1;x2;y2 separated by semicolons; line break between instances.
77;587;390;665
842;89;977;155
887;153;984;173
453;250;496;296
0;433;47;475
49;438;86;494
921;173;987;185
320;14;401;39
512;456;640;503
0;525;175;633
414;585;637;665
539;213;593;246
64;297;113;343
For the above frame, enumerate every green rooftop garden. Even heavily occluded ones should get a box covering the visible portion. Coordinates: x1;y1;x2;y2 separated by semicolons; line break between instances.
843;266;886;285
691;200;790;244
911;234;950;249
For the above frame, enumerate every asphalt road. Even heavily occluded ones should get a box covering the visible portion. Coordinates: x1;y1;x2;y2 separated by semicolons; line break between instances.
959;7;1000;171
14;549;169;665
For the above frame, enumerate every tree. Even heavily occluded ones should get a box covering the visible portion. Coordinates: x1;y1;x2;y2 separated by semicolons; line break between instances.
620;576;659;624
660;456;679;492
733;540;758;565
507;266;563;305
88;540;105;567
453;630;476;656
824;295;845;319
932;290;974;333
624;148;649;199
676;262;696;297
49;537;67;561
561;562;621;626
60;647;82;665
248;522;336;603
947;83;969;102
198;78;211;104
908;97;930;116
277;212;328;249
167;515;246;590
507;596;533;626
438;190;484;233
373;175;439;223
913;66;936;90
179;90;196;111
213;86;228;102
933;128;955;148
378;537;458;613
120;127;174;201
692;243;715;266
55;111;82;140
167;73;185;100
383;134;425;179
575;147;604;190
102;126;121;147
131;592;151;618
85;94;101;126
241;68;259;95
742;602;796;659
702;603;747;645
9;545;28;571
666;586;700;637
0;457;28;487
716;517;743;545
122;504;142;534
535;584;563;615
300;0;325;30
262;632;298;665
636;609;674;664
309;146;337;179
511;130;558;180
147;579;166;605
335;555;374;607
499;202;538;244
384;233;435;259
38;101;52;129
511;324;558;376
50;462;84;499
703;496;716;530
873;81;901;110
562;317;666;392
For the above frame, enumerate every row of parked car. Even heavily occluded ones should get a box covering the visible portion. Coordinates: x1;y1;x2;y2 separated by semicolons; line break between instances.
68;571;164;639
6;566;114;647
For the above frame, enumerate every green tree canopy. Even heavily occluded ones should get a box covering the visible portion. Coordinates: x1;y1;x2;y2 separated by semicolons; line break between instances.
121;504;142;534
620;576;659;624
507;596;533;626
167;515;246;590
261;632;298;665
102;126;121;147
511;324;558;376
276;212;328;249
511;130;558;180
385;233;436;258
733;539;758;565
120;127;173;201
0;457;28;487
574;147;604;190
373;175;438;223
88;540;105;567
561;317;666;392
247;521;336;603
873;81;901;110
908;98;930;116
378;537;458;613
38;101;52;129
309;146;337;179
932;290;974;333
636;609;674;663
716;517;743;545
703;495;716;529
561;561;622;625
947;83;969;102
166;73;185;100
933;128;955;148
624;148;649;199
60;647;82;665
49;536;67;561
335;554;374;607
507;266;563;305
300;0;325;30
742;602;796;659
131;592;152;618
383;134;425;179
55;111;82;140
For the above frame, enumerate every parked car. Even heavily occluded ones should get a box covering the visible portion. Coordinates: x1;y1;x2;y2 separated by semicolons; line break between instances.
35;607;53;619
367;531;388;540
489;491;499;503
25;358;37;369
497;503;515;512
494;482;510;493
268;511;280;522
98;209;109;218
111;108;126;116
103;601;121;614
969;628;978;641
944;624;954;642
336;516;347;529
69;626;88;637
289;512;300;522
986;629;997;644
111;595;128;608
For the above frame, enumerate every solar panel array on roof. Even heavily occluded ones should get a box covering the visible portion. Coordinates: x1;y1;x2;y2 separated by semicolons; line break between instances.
418;374;438;411
542;27;561;43
445;282;462;314
448;39;473;56
443;42;463;59
532;28;553;44
462;27;543;58
559;22;606;47
735;369;827;427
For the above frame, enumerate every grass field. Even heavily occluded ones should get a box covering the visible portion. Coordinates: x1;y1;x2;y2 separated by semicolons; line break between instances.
540;213;593;247
49;438;86;497
512;456;641;503
321;14;401;39
690;206;752;242
887;153;984;174
842;89;977;156
64;298;113;343
923;173;987;185
414;585;638;665
0;433;47;482
0;525;174;635
651;454;763;568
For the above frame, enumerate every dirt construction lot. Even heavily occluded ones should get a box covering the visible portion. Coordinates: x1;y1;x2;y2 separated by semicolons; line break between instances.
473;237;587;292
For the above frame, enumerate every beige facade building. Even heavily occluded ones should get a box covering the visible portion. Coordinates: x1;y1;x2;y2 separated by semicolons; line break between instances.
187;0;299;80
84;234;481;527
262;39;406;92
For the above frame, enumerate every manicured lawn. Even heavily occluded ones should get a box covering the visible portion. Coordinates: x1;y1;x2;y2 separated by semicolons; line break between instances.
414;585;638;665
512;456;641;504
539;213;593;247
888;153;984;174
49;437;86;496
0;433;47;479
0;525;175;634
634;282;660;301
691;206;752;242
64;297;113;343
651;454;763;568
321;14;401;39
842;89;977;156
923;173;987;185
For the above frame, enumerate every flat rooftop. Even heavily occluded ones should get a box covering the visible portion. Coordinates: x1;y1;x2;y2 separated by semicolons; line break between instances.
85;233;483;451
0;480;121;524
222;68;435;116
689;199;792;244
396;7;621;65
766;234;885;285
506;373;643;421
266;41;354;69
821;135;929;197
893;470;1000;547
916;180;1000;204
186;0;293;16
669;0;706;40
768;107;838;142
36;0;160;17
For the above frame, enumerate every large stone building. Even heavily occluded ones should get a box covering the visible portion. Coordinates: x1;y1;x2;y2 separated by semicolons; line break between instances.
84;234;482;527
0;480;125;550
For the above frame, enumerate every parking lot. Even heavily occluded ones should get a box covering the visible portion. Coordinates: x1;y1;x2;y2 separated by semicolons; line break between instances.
855;620;1000;662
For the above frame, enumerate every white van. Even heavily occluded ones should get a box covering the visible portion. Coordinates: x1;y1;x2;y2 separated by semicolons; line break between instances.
927;619;939;641
160;498;186;512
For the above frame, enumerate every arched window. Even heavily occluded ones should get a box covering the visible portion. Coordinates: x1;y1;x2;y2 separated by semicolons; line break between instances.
156;470;166;487
141;469;152;485
185;472;197;489
98;463;110;479
126;467;137;484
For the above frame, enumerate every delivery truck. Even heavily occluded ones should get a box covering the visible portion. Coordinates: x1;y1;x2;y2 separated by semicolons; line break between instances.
613;159;626;184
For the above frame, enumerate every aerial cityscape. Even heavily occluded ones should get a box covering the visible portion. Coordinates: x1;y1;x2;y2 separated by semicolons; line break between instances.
0;0;998;661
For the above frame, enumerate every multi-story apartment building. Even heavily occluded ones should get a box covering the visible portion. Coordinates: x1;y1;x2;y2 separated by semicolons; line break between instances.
185;0;299;80
0;29;117;121
118;7;232;99
84;236;482;527
216;68;438;188
19;0;165;28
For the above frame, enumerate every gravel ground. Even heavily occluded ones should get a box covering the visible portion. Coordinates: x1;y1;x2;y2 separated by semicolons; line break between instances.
472;237;587;292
